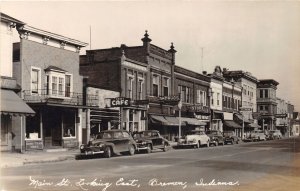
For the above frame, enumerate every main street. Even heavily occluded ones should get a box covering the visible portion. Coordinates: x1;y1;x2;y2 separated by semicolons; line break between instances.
1;137;300;191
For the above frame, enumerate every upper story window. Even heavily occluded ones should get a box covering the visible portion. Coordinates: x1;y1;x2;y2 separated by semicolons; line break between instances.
45;66;72;98
217;93;220;106
196;90;207;106
152;74;160;97
127;75;134;99
211;92;214;106
260;89;269;98
178;85;190;103
138;78;144;100
162;77;169;97
31;67;41;94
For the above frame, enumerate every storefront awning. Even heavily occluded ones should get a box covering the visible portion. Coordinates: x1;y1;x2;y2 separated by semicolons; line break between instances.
224;120;242;129
165;116;184;126
150;115;171;126
181;117;206;126
246;123;261;129
0;89;35;116
234;113;251;124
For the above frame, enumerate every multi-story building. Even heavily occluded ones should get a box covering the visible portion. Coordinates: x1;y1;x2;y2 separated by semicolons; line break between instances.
80;48;148;140
222;79;243;137
13;24;96;150
257;79;279;131
276;98;288;136
291;112;300;136
222;69;259;136
174;65;211;135
287;103;295;136
207;66;224;132
0;13;35;152
80;31;211;141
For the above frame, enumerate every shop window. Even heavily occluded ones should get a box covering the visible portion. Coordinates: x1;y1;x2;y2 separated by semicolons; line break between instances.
63;112;76;138
26;115;41;140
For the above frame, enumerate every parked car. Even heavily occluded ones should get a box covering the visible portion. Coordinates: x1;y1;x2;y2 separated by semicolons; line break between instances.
223;131;240;144
268;130;282;140
177;130;210;148
132;130;170;153
249;130;267;141
80;130;137;158
205;130;225;146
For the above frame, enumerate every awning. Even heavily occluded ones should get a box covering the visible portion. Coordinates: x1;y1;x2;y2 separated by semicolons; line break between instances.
0;89;35;116
181;117;206;126
150;115;171;126
165;116;185;126
224;120;242;129
246;123;261;129
234;113;251;124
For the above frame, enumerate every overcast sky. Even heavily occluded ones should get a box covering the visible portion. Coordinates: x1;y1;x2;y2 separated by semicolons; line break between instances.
1;0;300;110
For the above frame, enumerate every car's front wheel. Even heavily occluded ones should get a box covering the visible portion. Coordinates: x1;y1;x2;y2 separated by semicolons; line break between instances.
104;146;112;158
163;143;168;152
128;145;135;156
146;144;152;154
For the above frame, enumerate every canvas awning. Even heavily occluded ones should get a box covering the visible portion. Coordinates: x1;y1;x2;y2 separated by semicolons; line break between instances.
181;117;206;126
246;123;261;129
234;113;251;124
0;89;35;116
165;116;185;126
224;120;242;129
150;115;171;126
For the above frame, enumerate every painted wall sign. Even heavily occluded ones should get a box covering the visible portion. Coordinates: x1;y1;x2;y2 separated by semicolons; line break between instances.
110;97;131;107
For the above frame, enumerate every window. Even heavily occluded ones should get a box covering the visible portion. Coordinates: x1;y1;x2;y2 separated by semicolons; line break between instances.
152;75;159;97
260;89;264;98
138;79;143;100
1;116;9;145
162;77;169;97
211;92;214;106
65;75;71;97
260;106;264;111
46;70;73;98
197;90;207;106
26;114;41;140
217;93;220;106
223;95;226;107
52;76;58;95
264;89;268;98
127;76;133;98
31;67;41;94
178;85;190;103
63;112;76;138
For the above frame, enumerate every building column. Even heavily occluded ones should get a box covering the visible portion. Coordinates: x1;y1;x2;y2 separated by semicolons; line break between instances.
86;109;90;143
77;109;82;147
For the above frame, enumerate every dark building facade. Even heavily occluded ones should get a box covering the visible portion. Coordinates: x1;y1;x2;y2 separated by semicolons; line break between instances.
257;79;279;131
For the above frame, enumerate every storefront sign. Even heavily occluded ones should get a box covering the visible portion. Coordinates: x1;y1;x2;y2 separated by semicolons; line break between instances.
195;115;210;120
187;105;210;113
134;100;149;105
25;140;43;150
239;107;252;111
111;97;131;107
275;114;287;118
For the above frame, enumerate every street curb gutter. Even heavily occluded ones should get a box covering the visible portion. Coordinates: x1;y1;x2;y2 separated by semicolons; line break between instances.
23;156;75;165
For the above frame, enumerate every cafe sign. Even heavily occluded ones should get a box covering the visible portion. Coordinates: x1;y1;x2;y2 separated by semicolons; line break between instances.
111;97;131;107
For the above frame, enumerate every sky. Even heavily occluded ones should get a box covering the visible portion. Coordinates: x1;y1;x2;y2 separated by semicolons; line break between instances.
1;0;300;110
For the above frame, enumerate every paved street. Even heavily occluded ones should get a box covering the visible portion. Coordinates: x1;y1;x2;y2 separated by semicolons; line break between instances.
1;137;300;191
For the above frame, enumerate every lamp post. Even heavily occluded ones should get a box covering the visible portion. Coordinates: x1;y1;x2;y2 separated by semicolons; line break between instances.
178;100;182;138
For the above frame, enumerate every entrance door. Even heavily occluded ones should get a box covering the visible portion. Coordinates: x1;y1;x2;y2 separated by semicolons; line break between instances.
43;109;62;148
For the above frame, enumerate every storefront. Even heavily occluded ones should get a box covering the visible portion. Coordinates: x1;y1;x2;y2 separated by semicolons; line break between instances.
24;105;85;150
0;89;35;152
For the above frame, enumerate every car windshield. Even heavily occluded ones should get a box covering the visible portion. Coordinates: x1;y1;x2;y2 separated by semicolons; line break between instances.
133;133;144;139
96;132;113;139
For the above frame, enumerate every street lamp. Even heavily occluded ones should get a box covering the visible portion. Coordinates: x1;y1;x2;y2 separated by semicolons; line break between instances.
178;100;182;138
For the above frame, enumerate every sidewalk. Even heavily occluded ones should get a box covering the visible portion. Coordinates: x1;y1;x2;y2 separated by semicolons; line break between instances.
0;149;79;168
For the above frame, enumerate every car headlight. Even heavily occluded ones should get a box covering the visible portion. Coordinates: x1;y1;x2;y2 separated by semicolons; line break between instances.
80;145;85;150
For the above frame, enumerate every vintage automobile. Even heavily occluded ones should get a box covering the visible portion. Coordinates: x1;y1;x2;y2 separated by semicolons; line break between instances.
268;130;283;140
223;131;240;144
177;130;210;148
249;130;267;141
205;130;225;146
80;130;137;158
132;130;170;153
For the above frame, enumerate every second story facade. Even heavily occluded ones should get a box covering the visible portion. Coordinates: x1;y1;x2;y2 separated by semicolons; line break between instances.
257;79;278;115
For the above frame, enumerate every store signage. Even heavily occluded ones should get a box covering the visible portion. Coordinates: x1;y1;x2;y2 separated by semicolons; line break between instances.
111;97;131;107
195;115;210;120
275;114;287;118
239;107;252;111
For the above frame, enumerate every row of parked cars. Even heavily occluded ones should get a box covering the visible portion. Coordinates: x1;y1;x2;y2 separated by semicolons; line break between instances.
79;129;283;158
